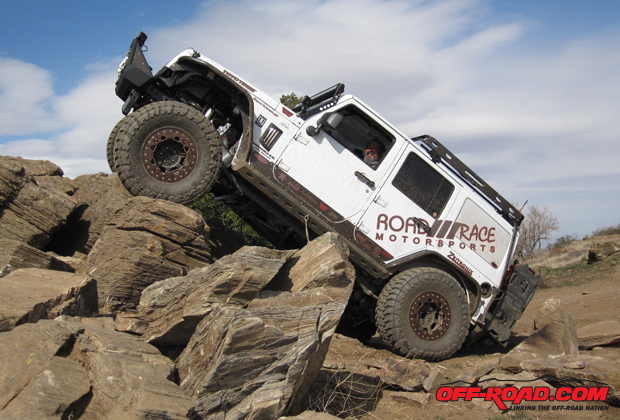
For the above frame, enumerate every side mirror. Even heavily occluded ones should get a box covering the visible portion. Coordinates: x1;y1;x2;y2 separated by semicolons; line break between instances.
306;112;344;136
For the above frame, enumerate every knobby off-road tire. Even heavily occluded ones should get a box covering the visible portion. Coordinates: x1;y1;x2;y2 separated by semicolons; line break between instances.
376;268;469;361
107;115;133;173
114;102;221;204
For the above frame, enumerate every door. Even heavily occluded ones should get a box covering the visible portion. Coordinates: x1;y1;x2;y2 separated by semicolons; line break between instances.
274;102;398;223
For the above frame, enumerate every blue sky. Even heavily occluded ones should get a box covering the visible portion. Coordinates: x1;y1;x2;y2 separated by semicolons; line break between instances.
1;0;619;241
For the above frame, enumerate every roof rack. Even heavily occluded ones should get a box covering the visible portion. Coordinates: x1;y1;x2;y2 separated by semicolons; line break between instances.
414;135;523;226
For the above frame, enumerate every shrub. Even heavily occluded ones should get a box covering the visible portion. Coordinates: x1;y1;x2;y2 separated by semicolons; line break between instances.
190;194;272;247
591;223;620;237
548;234;579;250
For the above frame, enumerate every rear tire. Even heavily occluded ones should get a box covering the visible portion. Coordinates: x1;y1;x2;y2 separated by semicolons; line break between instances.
114;102;221;204
376;267;469;361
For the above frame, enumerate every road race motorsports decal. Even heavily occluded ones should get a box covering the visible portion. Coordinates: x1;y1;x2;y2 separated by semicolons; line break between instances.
374;199;511;268
436;376;609;411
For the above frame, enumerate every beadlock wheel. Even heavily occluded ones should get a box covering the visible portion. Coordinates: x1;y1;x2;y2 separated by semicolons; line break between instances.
142;127;198;183
409;291;452;341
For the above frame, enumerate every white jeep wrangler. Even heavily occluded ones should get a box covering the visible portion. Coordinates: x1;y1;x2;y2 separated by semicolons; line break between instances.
109;33;540;361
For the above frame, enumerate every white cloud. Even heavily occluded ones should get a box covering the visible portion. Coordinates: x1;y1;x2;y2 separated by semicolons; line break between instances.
53;70;122;160
0;57;60;136
0;58;121;178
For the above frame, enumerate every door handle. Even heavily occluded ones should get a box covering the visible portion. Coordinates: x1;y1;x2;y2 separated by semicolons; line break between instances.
354;171;375;188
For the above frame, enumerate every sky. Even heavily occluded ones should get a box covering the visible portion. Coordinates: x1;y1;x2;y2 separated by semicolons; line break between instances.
1;0;619;242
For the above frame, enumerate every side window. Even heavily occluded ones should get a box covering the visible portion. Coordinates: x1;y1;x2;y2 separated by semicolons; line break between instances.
392;152;454;218
322;105;395;170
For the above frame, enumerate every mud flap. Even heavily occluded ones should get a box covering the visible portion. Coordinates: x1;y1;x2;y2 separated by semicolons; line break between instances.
485;264;542;344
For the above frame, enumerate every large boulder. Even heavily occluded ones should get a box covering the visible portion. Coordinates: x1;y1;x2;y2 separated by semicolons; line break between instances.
0;268;98;332
0;319;194;419
64;172;132;255
500;299;579;372
138;246;293;346
79;196;213;311
266;231;353;292
176;233;356;419
0;156;78;249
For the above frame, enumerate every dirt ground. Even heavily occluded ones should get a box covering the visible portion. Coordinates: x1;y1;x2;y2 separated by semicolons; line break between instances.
317;247;620;420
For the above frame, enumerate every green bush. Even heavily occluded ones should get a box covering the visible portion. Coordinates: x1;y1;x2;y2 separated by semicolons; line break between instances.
280;92;302;109
190;194;272;247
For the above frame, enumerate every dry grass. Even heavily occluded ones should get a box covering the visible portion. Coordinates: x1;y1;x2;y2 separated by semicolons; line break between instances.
306;367;384;418
525;234;620;288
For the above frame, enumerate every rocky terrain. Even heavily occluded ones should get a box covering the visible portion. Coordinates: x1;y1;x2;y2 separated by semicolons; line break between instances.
0;155;619;420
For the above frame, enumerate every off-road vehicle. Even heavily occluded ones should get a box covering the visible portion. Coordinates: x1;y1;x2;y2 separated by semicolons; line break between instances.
109;32;540;361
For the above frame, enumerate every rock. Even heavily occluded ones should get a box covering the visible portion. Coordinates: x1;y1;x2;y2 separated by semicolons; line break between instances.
521;354;620;406
138;246;292;346
111;197;211;260
578;320;620;349
0;155;27;208
176;234;356;419
80;227;186;312
52;252;87;273
422;366;443;393
534;298;567;330
0;355;91;419
478;371;554;390
114;312;150;335
0;156;78;249
388;390;431;408
54;314;116;331
454;363;498;386
564;360;586;369
500;299;578;372
69;172;132;254
0;321;82;411
0;156;65;209
588;240;620;263
79;196;213;311
267;232;353;292
0;268;98;332
369;356;432;391
0;319;194;419
0;239;75;277
177;300;347;419
280;411;342;420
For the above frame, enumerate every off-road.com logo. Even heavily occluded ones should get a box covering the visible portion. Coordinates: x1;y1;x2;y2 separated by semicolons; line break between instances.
436;386;608;410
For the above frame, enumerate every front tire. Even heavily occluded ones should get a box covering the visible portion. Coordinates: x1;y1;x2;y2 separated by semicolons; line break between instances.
376;268;469;361
107;115;133;173
114;102;221;204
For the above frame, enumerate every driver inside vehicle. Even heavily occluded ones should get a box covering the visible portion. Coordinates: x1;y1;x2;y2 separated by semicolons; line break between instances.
364;139;384;169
